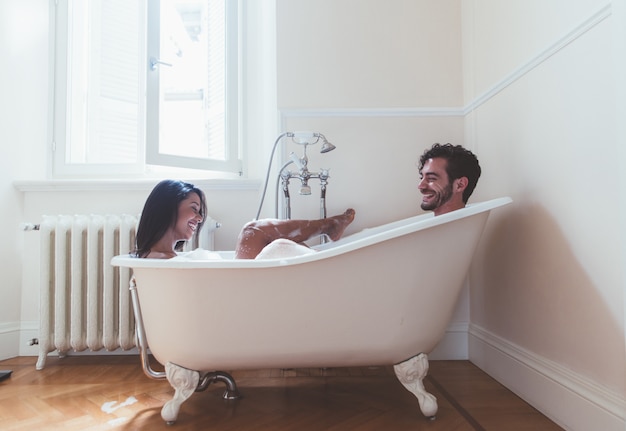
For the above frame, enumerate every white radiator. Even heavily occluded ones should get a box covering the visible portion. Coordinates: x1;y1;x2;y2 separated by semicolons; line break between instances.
33;213;219;370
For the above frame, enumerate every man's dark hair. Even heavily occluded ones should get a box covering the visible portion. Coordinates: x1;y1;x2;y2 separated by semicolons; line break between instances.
418;143;481;203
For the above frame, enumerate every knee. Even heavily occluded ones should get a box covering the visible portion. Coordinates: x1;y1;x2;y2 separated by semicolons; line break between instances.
241;220;259;232
239;221;264;239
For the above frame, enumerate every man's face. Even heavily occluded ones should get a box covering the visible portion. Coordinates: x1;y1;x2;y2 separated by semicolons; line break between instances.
418;158;453;212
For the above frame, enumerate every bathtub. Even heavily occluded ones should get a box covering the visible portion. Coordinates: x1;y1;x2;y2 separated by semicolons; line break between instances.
111;196;511;424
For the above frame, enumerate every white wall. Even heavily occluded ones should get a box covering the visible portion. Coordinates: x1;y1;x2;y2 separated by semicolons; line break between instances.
0;0;49;359
277;0;463;109
463;1;625;430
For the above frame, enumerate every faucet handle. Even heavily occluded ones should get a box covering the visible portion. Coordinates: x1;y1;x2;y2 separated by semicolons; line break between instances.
289;152;305;171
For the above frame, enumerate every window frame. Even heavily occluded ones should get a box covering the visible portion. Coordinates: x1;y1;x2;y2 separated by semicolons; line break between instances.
49;0;242;179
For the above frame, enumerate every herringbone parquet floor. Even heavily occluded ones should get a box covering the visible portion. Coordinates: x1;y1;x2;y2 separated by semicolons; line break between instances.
0;355;563;431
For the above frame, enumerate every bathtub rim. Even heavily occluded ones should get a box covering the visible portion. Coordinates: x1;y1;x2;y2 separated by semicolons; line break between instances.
111;196;511;269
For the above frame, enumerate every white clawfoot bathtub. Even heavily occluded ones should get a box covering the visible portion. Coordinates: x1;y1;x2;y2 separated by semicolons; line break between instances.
112;197;511;424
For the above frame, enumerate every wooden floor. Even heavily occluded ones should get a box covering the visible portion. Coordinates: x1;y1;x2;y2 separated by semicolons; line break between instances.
0;355;563;431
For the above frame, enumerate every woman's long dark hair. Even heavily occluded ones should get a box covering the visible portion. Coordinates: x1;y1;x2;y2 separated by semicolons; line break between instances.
133;180;207;258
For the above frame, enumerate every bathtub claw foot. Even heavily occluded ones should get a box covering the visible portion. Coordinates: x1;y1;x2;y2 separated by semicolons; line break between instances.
161;362;200;424
394;353;438;418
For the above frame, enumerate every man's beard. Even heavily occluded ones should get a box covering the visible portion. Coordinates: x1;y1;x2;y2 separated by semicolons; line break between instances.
420;182;453;211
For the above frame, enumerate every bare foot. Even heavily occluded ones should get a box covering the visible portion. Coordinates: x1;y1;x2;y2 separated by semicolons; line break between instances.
326;208;356;241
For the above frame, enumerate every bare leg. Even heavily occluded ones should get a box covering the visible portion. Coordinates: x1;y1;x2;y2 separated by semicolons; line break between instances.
235;209;356;259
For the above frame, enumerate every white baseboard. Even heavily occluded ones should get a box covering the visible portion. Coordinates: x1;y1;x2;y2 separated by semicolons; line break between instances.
469;324;625;431
18;321;39;357
429;322;469;360
0;322;19;360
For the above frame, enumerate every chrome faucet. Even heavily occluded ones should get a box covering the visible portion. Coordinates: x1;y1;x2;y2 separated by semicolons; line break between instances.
280;149;331;219
255;132;336;220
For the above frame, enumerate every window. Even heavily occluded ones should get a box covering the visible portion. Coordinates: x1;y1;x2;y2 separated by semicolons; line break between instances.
51;0;241;178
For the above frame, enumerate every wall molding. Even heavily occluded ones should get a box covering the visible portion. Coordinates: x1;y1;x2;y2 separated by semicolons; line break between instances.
0;321;19;334
469;324;625;431
0;322;20;360
280;3;612;121
13;178;261;193
464;3;612;114
17;320;39;357
280;107;464;119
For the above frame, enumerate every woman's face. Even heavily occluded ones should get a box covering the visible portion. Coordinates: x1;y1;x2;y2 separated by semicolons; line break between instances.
173;192;204;241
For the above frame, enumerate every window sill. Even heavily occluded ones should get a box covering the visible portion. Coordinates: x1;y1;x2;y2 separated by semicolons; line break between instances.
13;178;261;193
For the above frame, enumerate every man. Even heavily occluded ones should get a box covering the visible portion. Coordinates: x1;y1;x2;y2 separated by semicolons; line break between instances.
417;143;481;216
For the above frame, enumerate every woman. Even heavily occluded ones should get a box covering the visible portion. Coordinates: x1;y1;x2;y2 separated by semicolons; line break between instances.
134;179;355;259
134;180;207;258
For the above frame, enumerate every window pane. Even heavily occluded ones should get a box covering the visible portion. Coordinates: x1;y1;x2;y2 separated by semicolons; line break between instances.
158;0;226;160
66;0;142;165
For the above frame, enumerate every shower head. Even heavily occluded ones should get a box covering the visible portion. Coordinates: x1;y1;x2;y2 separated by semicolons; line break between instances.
319;134;336;153
320;137;336;153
